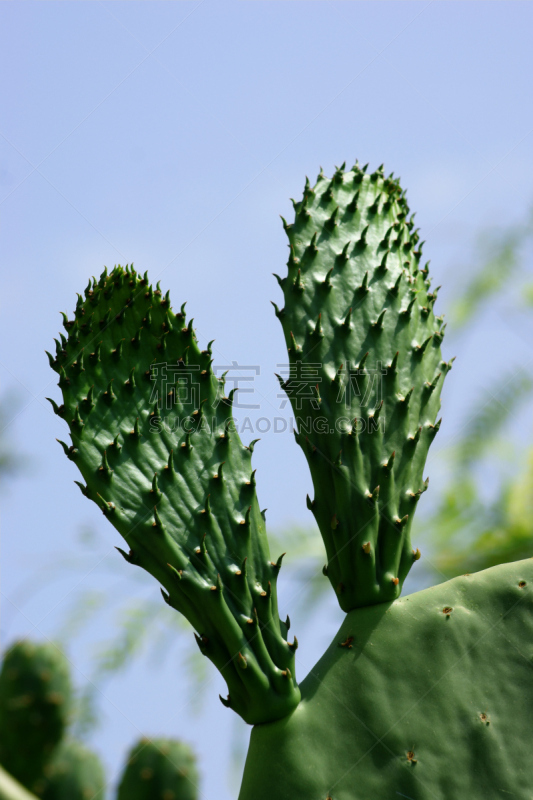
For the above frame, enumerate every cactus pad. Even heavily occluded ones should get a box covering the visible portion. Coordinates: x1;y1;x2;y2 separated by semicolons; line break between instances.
48;266;299;724
275;163;450;610
117;738;198;800
0;641;72;792
240;558;533;800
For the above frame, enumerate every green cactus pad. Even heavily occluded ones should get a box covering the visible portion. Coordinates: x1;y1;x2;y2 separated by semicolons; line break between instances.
275;163;450;610
0;641;72;792
49;265;299;724
117;738;198;800
240;558;533;800
36;739;105;800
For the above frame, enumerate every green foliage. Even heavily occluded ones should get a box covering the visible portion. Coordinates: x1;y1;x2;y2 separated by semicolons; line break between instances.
0;394;26;485
0;641;72;792
117;738;198;800
448;207;533;330
423;202;533;580
277;163;448;609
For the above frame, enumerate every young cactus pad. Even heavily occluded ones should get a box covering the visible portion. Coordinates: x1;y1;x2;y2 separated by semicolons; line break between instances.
48;266;299;725
0;641;72;792
275;163;450;610
117;738;198;800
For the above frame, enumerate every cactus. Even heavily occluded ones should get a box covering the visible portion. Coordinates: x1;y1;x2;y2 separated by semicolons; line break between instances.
0;641;72;792
38;740;105;800
240;558;533;799
276;162;449;609
47;162;533;798
47;266;299;725
0;641;198;800
117;738;198;800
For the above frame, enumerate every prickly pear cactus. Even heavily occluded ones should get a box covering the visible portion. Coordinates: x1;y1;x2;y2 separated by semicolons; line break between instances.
47;162;533;800
240;559;533;800
47;266;299;725
275;163;451;610
117;738;198;800
37;740;105;800
0;641;72;792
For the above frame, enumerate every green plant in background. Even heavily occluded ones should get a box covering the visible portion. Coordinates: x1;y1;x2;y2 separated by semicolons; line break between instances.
420;207;533;579
0;641;73;792
0;641;198;800
117;738;198;800
43;163;533;798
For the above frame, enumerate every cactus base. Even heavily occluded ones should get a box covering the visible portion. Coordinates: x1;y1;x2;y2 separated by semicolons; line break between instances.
240;559;533;800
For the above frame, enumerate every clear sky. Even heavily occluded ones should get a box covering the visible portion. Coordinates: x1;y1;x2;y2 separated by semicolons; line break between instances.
2;2;533;798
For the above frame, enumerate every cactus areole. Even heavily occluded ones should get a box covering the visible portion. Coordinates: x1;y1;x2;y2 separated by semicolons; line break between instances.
48;163;533;799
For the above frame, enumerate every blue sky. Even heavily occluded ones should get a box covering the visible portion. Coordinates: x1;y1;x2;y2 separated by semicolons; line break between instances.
2;2;533;798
